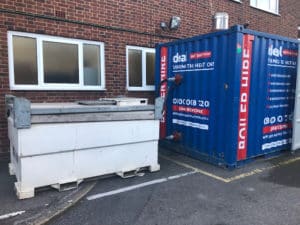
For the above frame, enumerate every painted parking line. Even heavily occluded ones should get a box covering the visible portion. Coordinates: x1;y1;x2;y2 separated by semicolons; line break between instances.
0;211;25;220
87;171;197;201
227;156;300;182
160;155;229;182
160;154;300;183
87;155;300;201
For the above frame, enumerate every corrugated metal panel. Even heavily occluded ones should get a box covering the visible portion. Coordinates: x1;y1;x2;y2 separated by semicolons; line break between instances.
292;46;300;150
248;36;297;158
156;25;299;167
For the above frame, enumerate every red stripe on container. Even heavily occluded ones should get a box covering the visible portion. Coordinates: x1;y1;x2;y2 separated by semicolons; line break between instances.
160;47;168;139
237;34;254;161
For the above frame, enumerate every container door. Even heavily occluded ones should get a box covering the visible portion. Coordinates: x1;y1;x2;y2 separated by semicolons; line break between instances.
292;46;300;151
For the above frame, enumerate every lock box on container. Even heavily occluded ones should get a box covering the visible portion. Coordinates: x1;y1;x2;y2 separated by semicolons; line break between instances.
155;25;299;167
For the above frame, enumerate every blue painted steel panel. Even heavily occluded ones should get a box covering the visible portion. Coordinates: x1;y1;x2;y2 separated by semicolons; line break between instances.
156;25;299;167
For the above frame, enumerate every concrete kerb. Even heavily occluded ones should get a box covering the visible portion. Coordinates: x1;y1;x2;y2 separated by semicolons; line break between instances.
13;181;96;225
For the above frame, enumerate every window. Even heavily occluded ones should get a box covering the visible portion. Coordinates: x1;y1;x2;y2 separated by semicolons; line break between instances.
250;0;279;14
8;31;105;90
126;46;155;91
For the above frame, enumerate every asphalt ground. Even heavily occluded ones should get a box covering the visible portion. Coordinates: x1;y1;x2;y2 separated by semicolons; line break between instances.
0;157;95;225
47;148;300;225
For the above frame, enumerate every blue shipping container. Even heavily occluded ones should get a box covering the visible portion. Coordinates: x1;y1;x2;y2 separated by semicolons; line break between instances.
155;25;299;167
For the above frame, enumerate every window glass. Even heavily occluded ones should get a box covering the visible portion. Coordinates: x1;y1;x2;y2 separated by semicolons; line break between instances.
270;0;278;12
128;49;142;87
250;0;256;6
257;0;269;9
250;0;279;13
83;44;101;86
43;41;79;84
146;52;155;85
13;36;38;84
127;46;155;90
9;31;105;90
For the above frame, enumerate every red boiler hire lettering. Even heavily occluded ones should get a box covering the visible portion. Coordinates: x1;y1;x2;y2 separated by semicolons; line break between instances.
237;35;253;161
160;47;168;139
160;55;167;98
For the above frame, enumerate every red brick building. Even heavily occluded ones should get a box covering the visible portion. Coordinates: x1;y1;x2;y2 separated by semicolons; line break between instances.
0;0;299;157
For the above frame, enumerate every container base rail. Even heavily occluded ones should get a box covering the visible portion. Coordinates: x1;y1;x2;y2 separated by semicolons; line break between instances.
160;140;289;169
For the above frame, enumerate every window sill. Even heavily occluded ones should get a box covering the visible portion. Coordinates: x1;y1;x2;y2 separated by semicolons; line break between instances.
250;6;281;16
230;0;242;4
10;86;107;91
127;87;155;92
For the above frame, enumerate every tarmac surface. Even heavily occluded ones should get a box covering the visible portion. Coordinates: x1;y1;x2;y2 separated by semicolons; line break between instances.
0;156;96;225
48;149;300;225
1;148;300;225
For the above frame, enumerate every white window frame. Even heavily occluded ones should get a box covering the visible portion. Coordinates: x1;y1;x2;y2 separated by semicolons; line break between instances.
126;46;155;91
250;0;279;15
8;31;105;91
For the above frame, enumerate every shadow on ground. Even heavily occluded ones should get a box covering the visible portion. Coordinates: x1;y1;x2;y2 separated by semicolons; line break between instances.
264;160;300;188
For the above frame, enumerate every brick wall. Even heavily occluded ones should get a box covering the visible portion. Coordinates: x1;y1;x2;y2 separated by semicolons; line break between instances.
0;0;298;156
